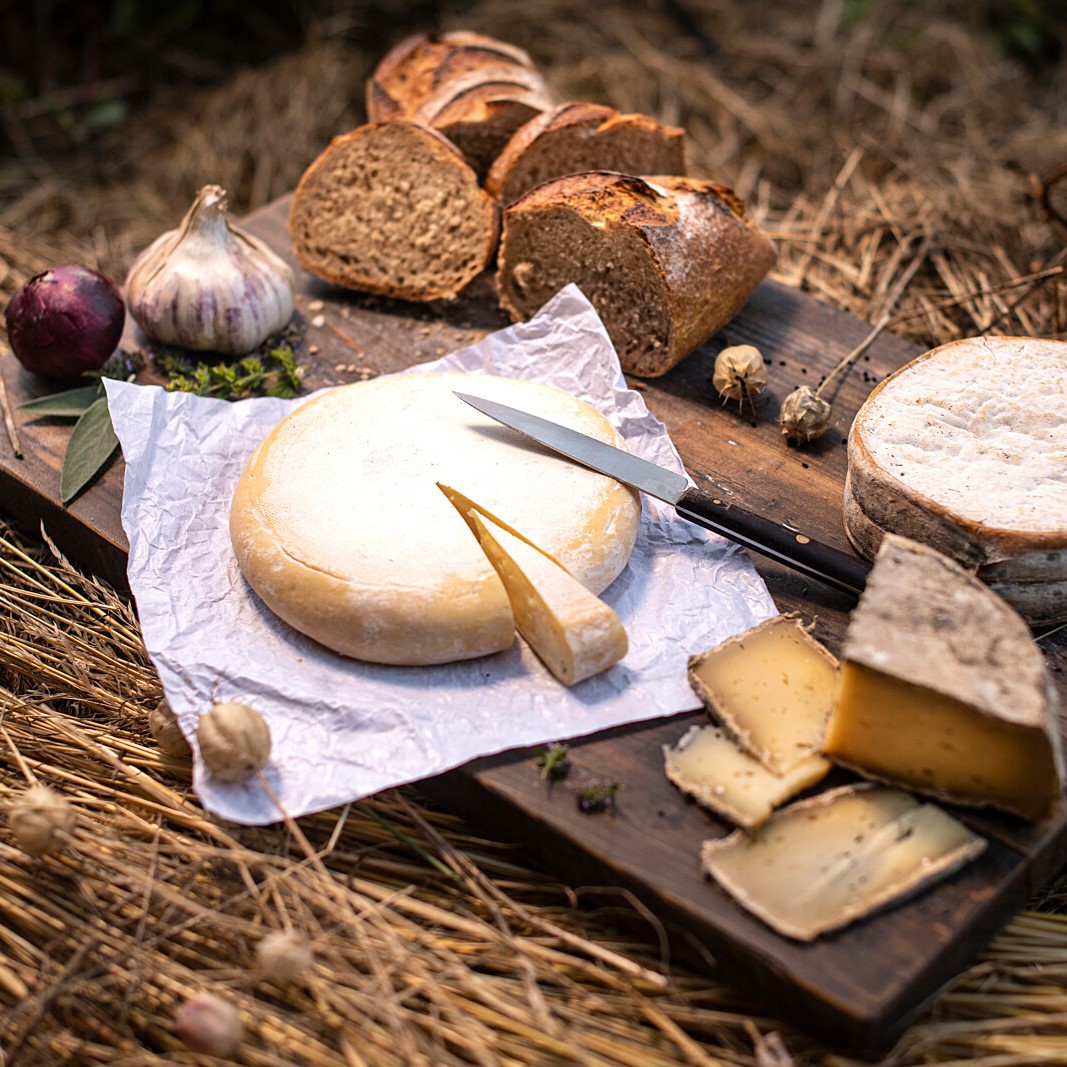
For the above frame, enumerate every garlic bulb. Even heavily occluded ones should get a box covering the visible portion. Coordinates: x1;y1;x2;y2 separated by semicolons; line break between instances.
125;184;295;355
175;991;243;1056
197;701;272;783
9;784;76;857
713;344;768;410
779;385;833;443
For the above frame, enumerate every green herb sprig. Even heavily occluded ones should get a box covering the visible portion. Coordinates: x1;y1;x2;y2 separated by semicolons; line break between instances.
158;344;304;401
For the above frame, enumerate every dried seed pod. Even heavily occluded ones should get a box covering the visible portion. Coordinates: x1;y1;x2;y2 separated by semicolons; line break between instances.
779;385;832;443
175;991;243;1056
712;345;768;410
148;697;191;758
256;930;313;983
8;784;76;857
197;701;272;783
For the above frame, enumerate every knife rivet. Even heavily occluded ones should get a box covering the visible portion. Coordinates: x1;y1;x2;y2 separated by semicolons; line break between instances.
795;534;811;544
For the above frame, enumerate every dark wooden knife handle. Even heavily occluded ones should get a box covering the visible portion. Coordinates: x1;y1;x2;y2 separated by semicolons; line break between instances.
675;486;871;597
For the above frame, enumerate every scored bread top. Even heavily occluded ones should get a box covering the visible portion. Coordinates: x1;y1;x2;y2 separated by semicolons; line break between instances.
367;31;541;122
288;120;499;302
486;101;688;204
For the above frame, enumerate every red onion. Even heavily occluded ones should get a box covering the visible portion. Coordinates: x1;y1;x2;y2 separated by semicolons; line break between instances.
4;264;125;379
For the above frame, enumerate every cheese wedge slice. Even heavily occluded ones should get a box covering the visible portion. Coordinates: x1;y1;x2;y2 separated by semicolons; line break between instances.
688;614;839;774
663;724;829;830
440;488;628;685
701;784;986;941
823;534;1064;821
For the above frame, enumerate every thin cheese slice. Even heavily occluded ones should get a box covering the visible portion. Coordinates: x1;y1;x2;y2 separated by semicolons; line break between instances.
823;534;1064;821
663;724;829;830
444;495;628;685
688;614;839;774
701;784;986;941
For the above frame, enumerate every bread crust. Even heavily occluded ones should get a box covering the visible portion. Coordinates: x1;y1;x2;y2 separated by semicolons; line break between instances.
496;171;776;376
485;101;687;203
366;32;539;121
288;120;499;302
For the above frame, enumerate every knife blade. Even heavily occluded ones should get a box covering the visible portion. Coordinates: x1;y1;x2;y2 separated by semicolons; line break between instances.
454;390;870;597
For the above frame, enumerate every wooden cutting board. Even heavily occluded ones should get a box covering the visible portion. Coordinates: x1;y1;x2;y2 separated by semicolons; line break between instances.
2;195;1064;1052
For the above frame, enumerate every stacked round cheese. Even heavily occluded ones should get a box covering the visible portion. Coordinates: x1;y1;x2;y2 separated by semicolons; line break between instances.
845;336;1067;625
229;373;641;666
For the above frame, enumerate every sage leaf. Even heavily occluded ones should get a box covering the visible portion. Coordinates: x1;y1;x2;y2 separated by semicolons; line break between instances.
19;383;104;418
60;396;119;504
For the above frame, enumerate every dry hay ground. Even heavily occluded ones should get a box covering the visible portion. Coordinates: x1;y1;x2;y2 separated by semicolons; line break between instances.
1;0;1067;1063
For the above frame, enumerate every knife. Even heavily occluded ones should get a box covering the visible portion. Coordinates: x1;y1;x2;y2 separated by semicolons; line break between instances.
454;391;871;598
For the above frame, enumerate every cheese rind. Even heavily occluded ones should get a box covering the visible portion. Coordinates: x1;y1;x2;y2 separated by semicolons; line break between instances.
823;534;1064;820
687;614;839;774
460;506;628;685
846;336;1067;624
229;373;640;665
701;784;987;941
663;724;829;830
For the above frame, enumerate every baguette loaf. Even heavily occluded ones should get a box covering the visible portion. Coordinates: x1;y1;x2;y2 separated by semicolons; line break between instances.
496;171;777;377
845;336;1067;626
288;121;498;302
486;102;687;204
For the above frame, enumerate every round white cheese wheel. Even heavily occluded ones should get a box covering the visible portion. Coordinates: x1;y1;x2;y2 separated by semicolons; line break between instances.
230;372;642;665
846;336;1067;624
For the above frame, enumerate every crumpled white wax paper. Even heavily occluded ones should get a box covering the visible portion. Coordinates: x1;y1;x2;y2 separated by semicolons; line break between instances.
106;285;776;825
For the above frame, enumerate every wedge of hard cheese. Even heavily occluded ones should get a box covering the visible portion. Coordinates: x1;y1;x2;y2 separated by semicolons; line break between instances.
823;534;1064;821
688;614;839;774
664;724;829;830
440;485;628;685
846;336;1067;625
701;784;986;942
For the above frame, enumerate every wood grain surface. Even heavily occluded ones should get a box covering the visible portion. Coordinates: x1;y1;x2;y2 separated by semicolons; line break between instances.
1;194;1064;1052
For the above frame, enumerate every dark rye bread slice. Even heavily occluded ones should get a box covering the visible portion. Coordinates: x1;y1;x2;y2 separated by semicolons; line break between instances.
289;121;499;302
496;172;777;377
366;32;541;123
485;102;688;204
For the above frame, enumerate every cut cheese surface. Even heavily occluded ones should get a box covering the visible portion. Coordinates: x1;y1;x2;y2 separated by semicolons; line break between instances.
663;724;829;830
688;614;839;773
847;336;1067;623
229;373;641;665
456;503;628;685
823;534;1064;820
701;784;986;941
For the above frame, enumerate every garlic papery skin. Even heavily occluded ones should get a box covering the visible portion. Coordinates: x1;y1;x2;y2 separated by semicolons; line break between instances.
175;991;244;1056
125;184;295;355
256;930;313;983
197;701;272;783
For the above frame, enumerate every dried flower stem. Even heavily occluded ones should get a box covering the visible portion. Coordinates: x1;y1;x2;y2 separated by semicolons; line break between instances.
0;354;23;459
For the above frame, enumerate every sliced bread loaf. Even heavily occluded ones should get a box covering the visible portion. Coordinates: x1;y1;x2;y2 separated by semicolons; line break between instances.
496;171;777;377
486;102;687;204
366;31;540;121
288;121;499;302
845;335;1067;625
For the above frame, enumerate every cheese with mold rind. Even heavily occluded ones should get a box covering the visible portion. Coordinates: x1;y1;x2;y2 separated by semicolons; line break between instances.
823;534;1064;821
457;504;629;685
846;335;1067;625
663;724;829;830
701;784;986;941
229;373;641;666
687;614;839;774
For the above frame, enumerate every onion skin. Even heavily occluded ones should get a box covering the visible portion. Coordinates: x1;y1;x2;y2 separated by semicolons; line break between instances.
5;265;125;379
